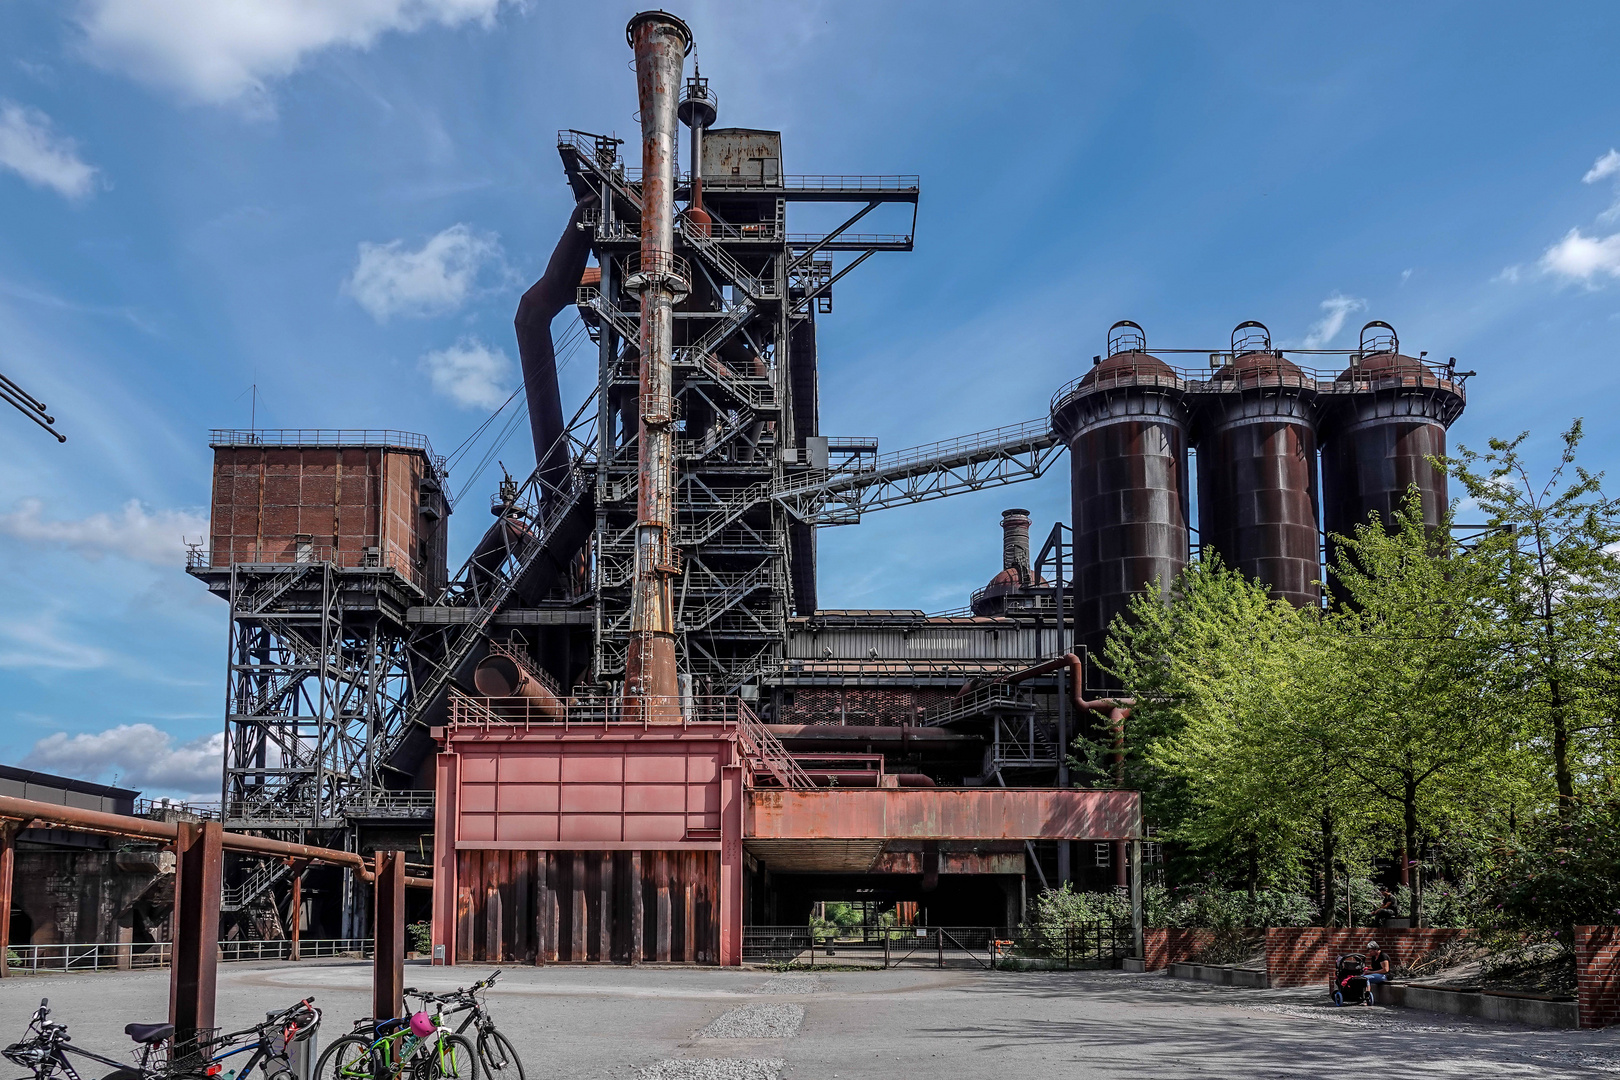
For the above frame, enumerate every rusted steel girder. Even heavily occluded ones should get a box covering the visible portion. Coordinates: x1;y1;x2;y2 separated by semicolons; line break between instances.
623;10;692;720
0;822;14;978
373;851;407;1020
745;788;1141;841
0;795;431;887
170;820;223;1061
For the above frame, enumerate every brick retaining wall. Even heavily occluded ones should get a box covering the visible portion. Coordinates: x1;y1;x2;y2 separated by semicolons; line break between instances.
1142;928;1217;971
1265;927;1470;988
1577;925;1620;1029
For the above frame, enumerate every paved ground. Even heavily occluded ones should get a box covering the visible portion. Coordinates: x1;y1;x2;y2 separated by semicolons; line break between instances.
0;960;1616;1079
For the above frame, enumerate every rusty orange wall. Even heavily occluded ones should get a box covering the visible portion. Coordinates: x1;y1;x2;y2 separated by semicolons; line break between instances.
745;788;1140;841
456;739;727;848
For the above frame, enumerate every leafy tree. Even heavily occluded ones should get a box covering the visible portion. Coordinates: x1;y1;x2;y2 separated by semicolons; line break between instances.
1321;491;1526;925
1451;421;1620;809
1484;798;1620;940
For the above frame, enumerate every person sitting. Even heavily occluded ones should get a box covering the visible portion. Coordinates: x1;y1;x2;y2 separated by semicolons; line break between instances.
1371;889;1400;926
1363;940;1393;984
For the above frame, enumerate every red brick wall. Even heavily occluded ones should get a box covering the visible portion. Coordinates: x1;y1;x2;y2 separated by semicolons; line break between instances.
1265;927;1470;987
1577;925;1620;1029
1142;928;1217;970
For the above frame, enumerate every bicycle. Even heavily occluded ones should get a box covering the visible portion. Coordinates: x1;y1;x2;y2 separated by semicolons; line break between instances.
191;999;321;1080
314;994;474;1080
3;998;176;1080
418;973;521;1080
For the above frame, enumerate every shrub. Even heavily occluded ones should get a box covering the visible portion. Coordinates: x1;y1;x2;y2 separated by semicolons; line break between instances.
1482;799;1620;940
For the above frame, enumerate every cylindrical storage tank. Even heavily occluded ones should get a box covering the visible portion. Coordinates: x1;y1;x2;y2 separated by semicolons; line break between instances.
1194;321;1321;607
1318;321;1466;572
1050;321;1191;677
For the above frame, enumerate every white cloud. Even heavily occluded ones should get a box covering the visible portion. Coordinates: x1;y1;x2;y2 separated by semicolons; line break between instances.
1301;293;1367;348
0;611;109;671
346;223;501;322
1539;227;1620;284
23;724;223;797
1494;265;1522;284
1399;268;1413;286
0;497;208;565
77;0;509;108
1583;149;1620;185
420;336;512;409
0;101;98;199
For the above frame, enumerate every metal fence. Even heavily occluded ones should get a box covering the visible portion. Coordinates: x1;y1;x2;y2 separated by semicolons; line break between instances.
741;923;1134;970
5;939;374;975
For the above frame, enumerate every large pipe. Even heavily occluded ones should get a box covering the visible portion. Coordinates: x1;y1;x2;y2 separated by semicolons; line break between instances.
515;199;595;499
997;653;1133;780
0;795;431;887
1001;508;1032;583
473;653;565;718
624;11;692;719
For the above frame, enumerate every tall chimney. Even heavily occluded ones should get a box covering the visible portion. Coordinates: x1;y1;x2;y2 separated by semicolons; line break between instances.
1001;509;1032;585
623;10;692;718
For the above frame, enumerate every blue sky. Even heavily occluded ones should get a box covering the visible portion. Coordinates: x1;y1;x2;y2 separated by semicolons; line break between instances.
2;1;1620;797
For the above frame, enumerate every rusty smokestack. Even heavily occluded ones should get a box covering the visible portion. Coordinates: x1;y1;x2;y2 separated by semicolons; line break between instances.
1001;508;1031;585
624;10;692;718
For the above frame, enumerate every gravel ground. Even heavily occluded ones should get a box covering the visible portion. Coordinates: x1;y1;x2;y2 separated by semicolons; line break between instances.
0;960;1615;1078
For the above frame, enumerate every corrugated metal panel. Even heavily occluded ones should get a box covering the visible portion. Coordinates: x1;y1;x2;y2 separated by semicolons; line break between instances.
786;623;1060;660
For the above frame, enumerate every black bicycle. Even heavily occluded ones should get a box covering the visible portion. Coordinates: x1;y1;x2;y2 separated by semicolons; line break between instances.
191;999;321;1080
3;999;181;1080
408;972;521;1080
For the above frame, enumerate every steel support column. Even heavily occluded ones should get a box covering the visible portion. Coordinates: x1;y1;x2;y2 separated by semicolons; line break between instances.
433;750;459;966
1129;838;1144;960
170;820;223;1059
0;821;13;978
373;850;406;1020
719;760;744;966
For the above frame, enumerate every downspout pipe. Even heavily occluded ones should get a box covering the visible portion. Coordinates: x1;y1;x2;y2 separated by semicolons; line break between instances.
515;197;595;501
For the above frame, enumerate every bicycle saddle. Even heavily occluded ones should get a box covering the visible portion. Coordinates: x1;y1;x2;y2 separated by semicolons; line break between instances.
125;1024;174;1045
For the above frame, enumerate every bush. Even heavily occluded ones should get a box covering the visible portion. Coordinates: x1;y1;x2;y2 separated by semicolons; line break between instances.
1483;799;1620;940
408;921;432;955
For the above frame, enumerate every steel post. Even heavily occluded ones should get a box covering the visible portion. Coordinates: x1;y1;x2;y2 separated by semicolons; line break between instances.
289;868;302;961
719;760;743;965
1129;838;1144;960
373;850;406;1021
0;821;13;978
433;750;459;965
170;820;223;1060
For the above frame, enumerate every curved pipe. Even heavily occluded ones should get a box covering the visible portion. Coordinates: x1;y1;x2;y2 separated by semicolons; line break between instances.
515;198;595;499
473;654;565;718
997;652;1134;781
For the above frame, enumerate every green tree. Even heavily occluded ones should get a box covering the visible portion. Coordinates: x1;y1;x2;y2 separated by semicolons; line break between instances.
1451;421;1620;809
1322;491;1526;925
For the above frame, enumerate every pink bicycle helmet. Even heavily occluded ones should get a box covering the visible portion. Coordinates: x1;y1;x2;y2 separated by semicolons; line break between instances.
409;1012;435;1038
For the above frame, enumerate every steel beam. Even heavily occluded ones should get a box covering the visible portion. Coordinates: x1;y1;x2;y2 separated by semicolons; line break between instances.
373;850;406;1021
170;820;223;1060
0;822;13;978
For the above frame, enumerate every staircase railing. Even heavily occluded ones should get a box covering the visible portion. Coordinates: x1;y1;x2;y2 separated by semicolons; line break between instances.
735;700;813;790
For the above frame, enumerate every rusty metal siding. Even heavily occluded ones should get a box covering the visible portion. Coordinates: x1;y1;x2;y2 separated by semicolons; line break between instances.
744;788;1140;841
452;733;732;850
701;128;782;184
786;622;1060;660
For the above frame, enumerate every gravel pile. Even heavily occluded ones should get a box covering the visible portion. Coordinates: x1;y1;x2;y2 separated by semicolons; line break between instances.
754;974;820;995
636;1059;785;1080
698;1004;806;1039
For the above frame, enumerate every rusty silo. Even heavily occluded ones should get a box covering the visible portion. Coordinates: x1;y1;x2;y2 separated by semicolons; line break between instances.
1318;321;1467;572
1194;321;1322;607
1050;321;1191;674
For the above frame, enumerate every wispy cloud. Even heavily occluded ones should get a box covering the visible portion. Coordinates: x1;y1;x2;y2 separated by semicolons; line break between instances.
1582;148;1620;185
1301;293;1367;348
77;0;511;110
0;611;109;671
1540;228;1620;284
23;723;222;797
0;101;98;199
345;223;502;322
420;336;512;409
0;497;208;565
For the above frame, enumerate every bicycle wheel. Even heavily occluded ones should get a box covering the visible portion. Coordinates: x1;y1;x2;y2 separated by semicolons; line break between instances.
315;1035;375;1080
413;1036;476;1080
475;1031;522;1080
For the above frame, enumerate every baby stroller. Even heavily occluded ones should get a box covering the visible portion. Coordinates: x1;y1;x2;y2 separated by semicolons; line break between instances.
1332;953;1376;1006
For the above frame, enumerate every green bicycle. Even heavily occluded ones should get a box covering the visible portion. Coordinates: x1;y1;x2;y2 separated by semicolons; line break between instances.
314;995;476;1080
